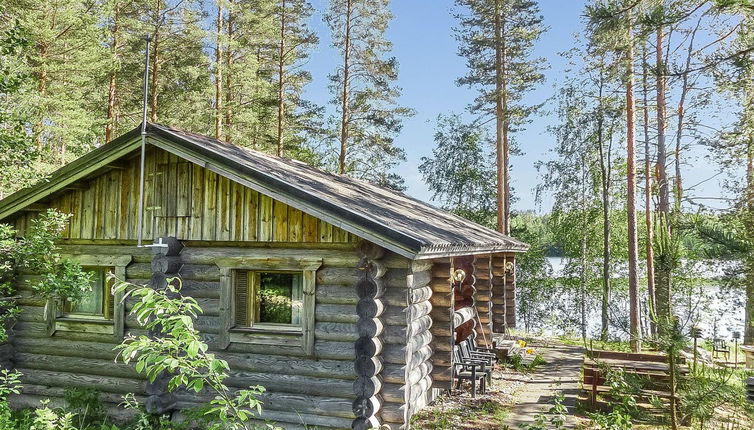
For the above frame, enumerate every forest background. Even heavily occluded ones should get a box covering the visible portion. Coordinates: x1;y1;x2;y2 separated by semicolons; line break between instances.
2;0;753;347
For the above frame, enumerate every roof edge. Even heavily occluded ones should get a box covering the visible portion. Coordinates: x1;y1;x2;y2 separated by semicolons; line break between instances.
0;128;142;221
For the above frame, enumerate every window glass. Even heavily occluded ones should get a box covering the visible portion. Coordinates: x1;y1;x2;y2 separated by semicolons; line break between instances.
258;272;303;325
65;268;108;317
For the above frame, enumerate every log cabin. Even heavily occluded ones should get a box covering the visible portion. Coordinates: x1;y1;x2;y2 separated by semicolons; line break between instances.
0;123;528;430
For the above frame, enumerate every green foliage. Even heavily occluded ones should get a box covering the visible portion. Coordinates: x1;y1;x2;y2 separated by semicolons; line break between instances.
680;366;754;427
113;277;269;430
16;210;92;303
418;114;497;227
0;17;39;198
26;401;78;430
63;388;105;429
455;0;547;130
519;392;567;430
0;369;21;430
588;408;633;430
325;0;413;190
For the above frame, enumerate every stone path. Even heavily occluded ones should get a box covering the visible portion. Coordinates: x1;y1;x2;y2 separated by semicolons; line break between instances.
503;342;584;429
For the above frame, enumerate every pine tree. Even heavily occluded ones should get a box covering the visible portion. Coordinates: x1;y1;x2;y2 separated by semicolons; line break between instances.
221;0;276;147
455;0;546;234
710;5;754;344
4;0;109;164
325;0;413;189
118;0;211;133
0;17;39;198
271;0;319;160
587;0;642;351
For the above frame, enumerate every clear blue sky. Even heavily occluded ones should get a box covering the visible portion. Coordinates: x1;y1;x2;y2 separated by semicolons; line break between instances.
302;0;728;213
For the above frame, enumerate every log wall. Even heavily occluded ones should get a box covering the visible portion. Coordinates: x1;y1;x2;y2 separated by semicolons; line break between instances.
490;253;517;333
429;259;453;390
379;259;433;429
9;146;356;244
473;255;493;340
10;243;389;430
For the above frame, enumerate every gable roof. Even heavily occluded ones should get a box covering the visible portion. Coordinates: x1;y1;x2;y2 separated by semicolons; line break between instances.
0;123;529;259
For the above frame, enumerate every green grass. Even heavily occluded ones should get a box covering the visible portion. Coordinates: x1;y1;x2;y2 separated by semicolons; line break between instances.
557;335;632;353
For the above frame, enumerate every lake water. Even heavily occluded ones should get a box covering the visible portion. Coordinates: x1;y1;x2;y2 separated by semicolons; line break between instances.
527;257;746;342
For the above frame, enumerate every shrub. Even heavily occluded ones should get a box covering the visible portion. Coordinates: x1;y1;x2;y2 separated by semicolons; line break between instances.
113;277;272;430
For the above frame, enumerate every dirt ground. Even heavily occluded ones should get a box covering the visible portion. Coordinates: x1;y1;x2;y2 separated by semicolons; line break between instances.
410;366;527;429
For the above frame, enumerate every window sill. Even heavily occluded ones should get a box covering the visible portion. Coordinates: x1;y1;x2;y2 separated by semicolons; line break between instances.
230;325;303;335
55;317;114;335
228;326;306;349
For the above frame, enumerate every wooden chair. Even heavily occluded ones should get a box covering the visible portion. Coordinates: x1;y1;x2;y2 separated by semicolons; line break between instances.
459;340;493;385
453;346;487;398
713;339;730;361
467;334;497;357
462;338;496;366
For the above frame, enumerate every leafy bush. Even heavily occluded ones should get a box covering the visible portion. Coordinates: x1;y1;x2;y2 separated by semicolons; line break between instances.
15;210;92;303
0;369;21;430
113;277;272;430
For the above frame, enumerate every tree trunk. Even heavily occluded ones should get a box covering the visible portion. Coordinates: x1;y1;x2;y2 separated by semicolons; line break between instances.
224;5;233;142
580;164;588;341
654;25;673;333
35;43;49;152
626;23;641;353
494;0;508;235
745;76;754;344
675;24;698;212
105;2;120;143
642;48;656;339
276;0;286;157
597;71;611;342
215;4;224;140
337;0;353;174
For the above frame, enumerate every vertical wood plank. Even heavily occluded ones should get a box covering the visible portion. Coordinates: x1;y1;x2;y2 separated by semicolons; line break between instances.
175;161;192;239
190;163;204;240
202;170;218;240
273;200;288;242
81;181;95;239
231;181;245;241
92;176;105;239
119;163;133;239
216;176;231;240
166;154;178;217
258;194;273;241
176;162;191;217
69;190;82;239
142;148;155;241
302;213;318;242
244;188;259;241
59;192;72;239
104;172;120;239
155;150;169;237
319;221;333;243
288;207;303;242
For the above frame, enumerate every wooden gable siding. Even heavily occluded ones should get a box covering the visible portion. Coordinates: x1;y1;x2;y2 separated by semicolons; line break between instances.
10;146;356;243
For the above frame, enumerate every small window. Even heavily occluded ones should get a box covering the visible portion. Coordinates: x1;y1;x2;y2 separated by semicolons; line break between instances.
234;271;303;328
63;267;114;320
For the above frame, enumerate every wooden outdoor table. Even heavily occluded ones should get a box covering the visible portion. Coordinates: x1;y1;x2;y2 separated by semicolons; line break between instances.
742;345;754;369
